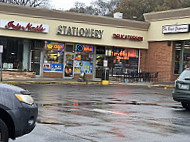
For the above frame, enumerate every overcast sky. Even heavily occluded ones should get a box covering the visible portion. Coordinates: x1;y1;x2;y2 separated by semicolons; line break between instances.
50;0;94;10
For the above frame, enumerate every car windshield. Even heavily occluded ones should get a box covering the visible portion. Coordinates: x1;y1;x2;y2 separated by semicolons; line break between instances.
178;69;190;81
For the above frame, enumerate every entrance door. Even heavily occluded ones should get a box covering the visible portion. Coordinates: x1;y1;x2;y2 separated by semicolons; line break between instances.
64;53;74;78
95;55;104;78
31;50;41;75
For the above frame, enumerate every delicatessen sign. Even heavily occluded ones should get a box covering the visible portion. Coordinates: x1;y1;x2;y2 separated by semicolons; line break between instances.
113;34;143;41
0;20;49;33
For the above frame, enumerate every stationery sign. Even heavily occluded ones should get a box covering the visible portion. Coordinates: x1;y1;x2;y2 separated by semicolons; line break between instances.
0;20;49;33
162;24;189;34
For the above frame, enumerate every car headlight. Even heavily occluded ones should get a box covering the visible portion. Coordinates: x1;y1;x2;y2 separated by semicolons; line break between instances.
15;94;34;105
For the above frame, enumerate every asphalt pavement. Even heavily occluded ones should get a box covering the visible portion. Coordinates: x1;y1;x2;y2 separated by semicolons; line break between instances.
9;84;189;142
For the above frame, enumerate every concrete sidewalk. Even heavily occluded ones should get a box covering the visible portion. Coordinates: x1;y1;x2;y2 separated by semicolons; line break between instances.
0;77;175;88
1;78;123;85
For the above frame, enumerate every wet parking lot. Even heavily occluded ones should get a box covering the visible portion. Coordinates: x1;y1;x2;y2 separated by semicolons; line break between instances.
11;84;190;142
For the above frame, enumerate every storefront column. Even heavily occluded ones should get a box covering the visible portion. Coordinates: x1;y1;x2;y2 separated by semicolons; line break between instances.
92;46;96;80
22;40;31;71
179;41;185;73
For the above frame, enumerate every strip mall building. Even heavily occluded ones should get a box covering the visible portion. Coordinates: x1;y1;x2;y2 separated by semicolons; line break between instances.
0;3;190;82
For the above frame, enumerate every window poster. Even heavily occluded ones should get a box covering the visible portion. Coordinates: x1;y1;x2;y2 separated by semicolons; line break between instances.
74;61;93;74
43;63;63;72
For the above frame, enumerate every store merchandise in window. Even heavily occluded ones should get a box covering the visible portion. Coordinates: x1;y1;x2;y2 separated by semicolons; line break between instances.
106;47;139;76
174;41;190;74
183;42;190;69
43;42;64;72
1;38;23;71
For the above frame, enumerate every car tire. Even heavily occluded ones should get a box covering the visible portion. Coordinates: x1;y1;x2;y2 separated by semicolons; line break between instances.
181;102;190;109
0;119;9;142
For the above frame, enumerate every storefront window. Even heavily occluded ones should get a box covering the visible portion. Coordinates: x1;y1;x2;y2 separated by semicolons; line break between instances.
106;47;139;76
0;38;23;71
174;41;190;74
74;44;93;74
174;42;182;74
183;42;190;69
43;42;64;72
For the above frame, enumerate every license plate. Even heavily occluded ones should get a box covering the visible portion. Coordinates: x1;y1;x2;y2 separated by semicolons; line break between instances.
179;84;189;90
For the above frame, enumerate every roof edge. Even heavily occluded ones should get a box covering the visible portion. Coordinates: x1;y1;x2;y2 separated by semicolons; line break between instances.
0;3;150;30
144;7;190;22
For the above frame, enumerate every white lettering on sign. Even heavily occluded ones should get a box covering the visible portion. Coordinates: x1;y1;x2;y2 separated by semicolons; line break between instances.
0;20;49;33
162;24;189;34
57;25;104;39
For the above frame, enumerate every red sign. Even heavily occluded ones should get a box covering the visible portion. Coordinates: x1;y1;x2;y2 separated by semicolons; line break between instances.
5;21;46;33
113;34;143;41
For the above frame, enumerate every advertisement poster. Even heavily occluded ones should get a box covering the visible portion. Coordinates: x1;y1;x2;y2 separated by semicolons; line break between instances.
43;63;63;72
74;61;93;74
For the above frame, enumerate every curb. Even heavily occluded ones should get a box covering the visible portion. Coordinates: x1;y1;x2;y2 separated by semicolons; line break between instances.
1;81;173;88
1;81;123;85
148;84;175;89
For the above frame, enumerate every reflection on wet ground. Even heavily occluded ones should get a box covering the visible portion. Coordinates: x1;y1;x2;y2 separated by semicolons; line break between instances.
19;84;190;142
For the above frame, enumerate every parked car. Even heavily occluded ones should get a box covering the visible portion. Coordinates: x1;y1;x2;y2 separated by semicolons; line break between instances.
172;68;190;109
0;83;38;142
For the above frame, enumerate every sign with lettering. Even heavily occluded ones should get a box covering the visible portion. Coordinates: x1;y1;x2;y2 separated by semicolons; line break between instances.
162;24;189;34
113;34;143;41
45;42;64;51
43;63;63;72
0;45;3;53
57;25;104;39
74;61;93;74
0;20;49;33
76;44;93;53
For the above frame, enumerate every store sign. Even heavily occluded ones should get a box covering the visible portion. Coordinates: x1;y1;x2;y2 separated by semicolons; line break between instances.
76;44;93;53
162;24;189;34
0;20;49;33
0;45;3;53
45;42;64;51
103;60;108;67
113;34;143;41
43;63;63;72
57;25;104;39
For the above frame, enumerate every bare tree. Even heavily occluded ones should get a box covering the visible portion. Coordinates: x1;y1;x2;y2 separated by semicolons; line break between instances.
68;0;121;16
0;0;49;7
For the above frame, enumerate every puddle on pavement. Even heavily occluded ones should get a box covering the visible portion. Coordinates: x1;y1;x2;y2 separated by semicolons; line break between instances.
39;100;173;109
37;101;179;126
38;119;82;127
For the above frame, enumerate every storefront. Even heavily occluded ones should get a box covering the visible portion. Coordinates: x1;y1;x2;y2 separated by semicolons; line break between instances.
0;3;148;80
141;8;190;82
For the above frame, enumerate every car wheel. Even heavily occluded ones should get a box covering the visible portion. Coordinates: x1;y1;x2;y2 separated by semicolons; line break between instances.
0;119;9;142
181;102;190;109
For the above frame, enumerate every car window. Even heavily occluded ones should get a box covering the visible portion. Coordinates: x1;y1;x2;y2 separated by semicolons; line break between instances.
178;69;190;81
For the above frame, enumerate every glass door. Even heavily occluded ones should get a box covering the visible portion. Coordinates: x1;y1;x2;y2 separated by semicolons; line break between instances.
31;50;41;75
95;55;104;78
64;53;74;78
64;44;75;78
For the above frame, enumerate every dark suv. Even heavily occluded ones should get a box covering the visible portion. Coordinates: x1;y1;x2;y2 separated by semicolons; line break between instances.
173;68;190;109
0;83;38;142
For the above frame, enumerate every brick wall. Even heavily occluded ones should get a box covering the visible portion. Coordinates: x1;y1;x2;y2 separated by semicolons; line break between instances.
74;74;93;80
140;41;178;82
43;72;93;80
43;72;63;78
2;71;35;79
